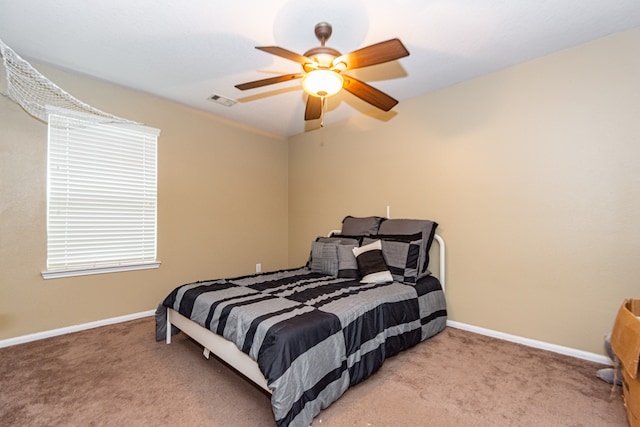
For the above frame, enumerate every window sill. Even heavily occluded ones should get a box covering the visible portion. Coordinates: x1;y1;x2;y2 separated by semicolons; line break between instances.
41;262;161;280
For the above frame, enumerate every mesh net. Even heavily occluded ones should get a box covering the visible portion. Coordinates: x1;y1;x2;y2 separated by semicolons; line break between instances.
0;38;136;125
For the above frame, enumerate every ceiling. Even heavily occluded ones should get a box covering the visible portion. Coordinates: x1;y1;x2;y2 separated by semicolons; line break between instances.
1;1;639;137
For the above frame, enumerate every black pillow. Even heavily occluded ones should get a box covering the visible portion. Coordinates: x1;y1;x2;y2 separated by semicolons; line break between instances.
352;240;393;284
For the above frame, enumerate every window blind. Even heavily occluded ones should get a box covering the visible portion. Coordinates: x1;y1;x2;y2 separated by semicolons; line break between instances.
45;114;159;276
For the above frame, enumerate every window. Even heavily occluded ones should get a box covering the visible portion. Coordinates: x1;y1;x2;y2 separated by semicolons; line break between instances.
42;113;160;279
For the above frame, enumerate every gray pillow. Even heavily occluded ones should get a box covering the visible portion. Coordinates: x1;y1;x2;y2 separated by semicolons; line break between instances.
341;216;385;236
377;219;438;279
316;236;361;246
337;244;359;279
363;235;422;284
309;241;338;276
306;236;360;268
316;236;360;279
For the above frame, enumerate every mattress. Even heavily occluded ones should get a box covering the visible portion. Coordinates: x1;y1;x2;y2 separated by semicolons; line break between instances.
157;266;446;427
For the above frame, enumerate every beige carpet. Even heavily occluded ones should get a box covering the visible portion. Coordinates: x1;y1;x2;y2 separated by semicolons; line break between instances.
0;317;627;426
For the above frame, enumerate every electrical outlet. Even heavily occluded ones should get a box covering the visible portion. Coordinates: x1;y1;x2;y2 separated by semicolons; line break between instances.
256;263;262;273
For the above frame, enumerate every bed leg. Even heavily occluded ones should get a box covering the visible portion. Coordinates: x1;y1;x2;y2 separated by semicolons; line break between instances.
166;307;172;344
203;347;210;359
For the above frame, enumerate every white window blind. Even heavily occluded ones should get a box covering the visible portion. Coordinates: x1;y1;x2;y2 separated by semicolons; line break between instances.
43;113;160;278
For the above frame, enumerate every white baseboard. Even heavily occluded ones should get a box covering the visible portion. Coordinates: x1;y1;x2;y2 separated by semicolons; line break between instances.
447;320;612;366
0;311;612;367
0;309;156;349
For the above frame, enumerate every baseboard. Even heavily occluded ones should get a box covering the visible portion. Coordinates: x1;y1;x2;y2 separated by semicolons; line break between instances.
0;311;613;366
447;320;612;366
0;309;156;349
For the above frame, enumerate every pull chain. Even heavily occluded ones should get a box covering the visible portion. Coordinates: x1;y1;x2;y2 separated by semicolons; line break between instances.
320;96;326;127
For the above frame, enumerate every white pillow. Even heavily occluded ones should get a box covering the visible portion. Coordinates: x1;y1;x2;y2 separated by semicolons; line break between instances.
352;240;393;284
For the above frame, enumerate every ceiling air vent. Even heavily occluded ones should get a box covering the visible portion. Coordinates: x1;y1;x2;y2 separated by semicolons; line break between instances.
207;94;236;107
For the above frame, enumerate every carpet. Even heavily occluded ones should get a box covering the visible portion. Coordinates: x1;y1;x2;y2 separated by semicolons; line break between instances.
0;317;627;426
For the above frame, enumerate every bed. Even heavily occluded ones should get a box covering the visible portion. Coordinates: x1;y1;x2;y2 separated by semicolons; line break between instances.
156;217;447;427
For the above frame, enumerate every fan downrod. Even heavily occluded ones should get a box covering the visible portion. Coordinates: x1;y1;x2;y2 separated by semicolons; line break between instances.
303;22;341;71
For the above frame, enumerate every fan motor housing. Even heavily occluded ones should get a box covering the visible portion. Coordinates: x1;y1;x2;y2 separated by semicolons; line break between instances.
302;46;341;72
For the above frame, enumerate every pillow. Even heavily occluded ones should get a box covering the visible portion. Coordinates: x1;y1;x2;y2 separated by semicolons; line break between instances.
352;240;393;284
317;236;361;278
307;236;361;268
316;235;361;246
370;232;422;243
337;244;359;279
363;234;422;284
377;219;438;279
309;241;338;276
341;216;386;236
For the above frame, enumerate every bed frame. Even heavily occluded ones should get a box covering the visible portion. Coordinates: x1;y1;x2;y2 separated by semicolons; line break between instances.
166;233;446;394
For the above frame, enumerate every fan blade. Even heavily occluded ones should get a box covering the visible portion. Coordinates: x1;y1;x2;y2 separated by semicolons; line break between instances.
305;95;322;121
332;39;409;71
342;75;398;112
235;73;303;91
256;46;315;66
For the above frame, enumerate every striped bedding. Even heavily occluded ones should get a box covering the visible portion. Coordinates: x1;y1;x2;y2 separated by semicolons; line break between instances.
158;267;447;427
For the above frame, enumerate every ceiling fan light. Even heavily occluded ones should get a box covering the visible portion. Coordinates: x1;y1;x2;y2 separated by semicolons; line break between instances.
302;70;344;97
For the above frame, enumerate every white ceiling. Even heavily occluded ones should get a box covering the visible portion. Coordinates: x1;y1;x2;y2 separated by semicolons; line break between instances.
1;0;639;137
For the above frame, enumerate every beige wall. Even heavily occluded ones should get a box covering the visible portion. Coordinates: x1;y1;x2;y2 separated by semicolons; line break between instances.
2;29;639;356
289;29;640;355
0;63;289;340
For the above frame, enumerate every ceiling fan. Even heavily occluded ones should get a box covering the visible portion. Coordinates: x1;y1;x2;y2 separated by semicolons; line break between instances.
235;22;410;122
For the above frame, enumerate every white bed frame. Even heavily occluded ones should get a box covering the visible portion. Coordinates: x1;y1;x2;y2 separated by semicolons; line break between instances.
166;233;446;394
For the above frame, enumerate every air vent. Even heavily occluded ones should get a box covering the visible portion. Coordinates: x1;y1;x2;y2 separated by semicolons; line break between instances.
207;94;236;107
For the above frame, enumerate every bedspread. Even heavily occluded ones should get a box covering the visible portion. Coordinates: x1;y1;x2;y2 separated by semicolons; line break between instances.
158;267;447;427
